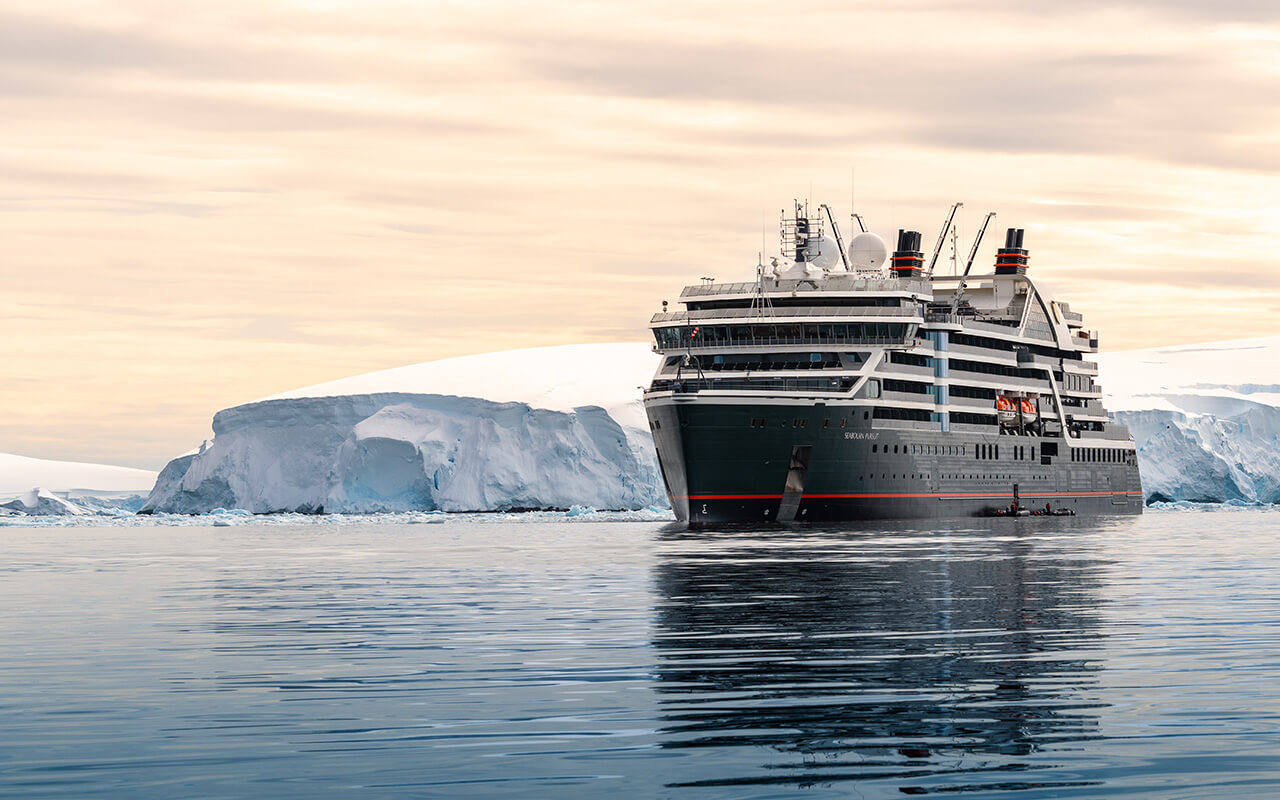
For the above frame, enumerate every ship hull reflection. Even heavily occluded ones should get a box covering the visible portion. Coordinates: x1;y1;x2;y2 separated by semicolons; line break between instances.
652;520;1119;794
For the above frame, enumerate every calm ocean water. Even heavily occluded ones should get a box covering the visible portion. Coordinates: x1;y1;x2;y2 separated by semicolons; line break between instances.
1;512;1278;799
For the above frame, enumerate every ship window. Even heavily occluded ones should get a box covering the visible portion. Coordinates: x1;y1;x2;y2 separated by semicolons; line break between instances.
840;418;847;428
823;418;829;429
872;444;878;453
894;445;899;454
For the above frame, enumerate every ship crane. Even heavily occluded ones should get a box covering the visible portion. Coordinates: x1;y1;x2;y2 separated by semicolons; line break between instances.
949;211;997;315
926;202;962;274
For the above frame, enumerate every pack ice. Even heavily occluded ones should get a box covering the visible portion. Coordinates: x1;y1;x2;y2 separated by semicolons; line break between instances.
143;344;666;514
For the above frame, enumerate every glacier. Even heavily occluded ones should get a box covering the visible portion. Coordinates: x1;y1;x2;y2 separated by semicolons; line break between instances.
142;344;665;514
139;337;1280;515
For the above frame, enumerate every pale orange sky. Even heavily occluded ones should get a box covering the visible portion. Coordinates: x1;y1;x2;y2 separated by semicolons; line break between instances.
3;0;1279;468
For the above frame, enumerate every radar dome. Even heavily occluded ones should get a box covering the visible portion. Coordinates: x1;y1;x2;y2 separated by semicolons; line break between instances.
805;235;843;271
848;232;888;271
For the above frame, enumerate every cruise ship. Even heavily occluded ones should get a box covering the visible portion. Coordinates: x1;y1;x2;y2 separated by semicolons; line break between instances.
642;202;1143;524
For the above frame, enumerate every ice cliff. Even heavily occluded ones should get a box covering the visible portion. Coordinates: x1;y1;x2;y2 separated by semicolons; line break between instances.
143;344;665;514
1099;336;1280;504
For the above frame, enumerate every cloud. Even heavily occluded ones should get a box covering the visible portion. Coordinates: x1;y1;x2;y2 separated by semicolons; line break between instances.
1;0;1278;466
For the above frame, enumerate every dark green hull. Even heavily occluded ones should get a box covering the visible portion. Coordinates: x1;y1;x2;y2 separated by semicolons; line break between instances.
645;397;1143;525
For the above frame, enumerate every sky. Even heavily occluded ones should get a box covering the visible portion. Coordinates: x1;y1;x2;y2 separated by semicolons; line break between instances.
2;0;1279;469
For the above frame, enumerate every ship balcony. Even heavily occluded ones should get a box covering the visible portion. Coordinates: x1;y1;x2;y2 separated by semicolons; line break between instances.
871;418;943;433
650;306;922;325
678;276;932;301
878;390;936;407
1063;360;1100;377
646;376;855;395
946;373;1053;395
1063;388;1105;400
1069;413;1111;424
877;362;935;379
946;342;1021;363
1072;329;1099;352
656;336;915;354
922;311;964;330
946;394;1000;410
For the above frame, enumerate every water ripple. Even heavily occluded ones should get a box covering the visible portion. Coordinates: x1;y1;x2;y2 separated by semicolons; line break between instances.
0;515;1277;797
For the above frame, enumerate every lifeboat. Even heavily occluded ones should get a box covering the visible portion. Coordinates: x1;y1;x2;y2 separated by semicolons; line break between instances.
996;395;1019;426
1020;397;1038;424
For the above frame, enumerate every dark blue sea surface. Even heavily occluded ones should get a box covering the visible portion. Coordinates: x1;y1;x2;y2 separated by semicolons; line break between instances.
1;512;1278;798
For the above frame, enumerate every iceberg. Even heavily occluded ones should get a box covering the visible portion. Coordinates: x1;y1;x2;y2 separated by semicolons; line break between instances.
0;488;89;517
0;452;158;496
1099;336;1280;504
0;453;157;515
143;344;665;514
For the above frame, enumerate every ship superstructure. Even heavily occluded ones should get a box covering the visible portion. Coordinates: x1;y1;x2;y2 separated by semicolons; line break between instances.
643;202;1142;524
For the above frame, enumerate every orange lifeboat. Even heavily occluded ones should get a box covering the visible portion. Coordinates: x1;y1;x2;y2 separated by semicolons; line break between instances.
996;395;1018;426
1020;397;1038;424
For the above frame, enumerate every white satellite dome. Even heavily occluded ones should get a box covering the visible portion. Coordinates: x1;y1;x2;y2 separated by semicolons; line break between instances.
848;232;888;271
805;234;844;272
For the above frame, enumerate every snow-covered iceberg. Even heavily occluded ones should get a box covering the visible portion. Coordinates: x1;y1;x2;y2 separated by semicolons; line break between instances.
0;453;157;515
0;488;91;517
1098;336;1280;504
143;344;665;514
0;452;157;496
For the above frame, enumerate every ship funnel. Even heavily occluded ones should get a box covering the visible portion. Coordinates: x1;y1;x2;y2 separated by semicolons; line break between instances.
995;227;1029;275
891;229;925;277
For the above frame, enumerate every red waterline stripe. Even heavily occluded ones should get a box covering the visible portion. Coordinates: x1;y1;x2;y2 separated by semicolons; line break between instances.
686;491;1143;500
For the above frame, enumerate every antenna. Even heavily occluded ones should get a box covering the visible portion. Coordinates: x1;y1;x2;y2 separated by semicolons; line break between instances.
927;202;962;274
